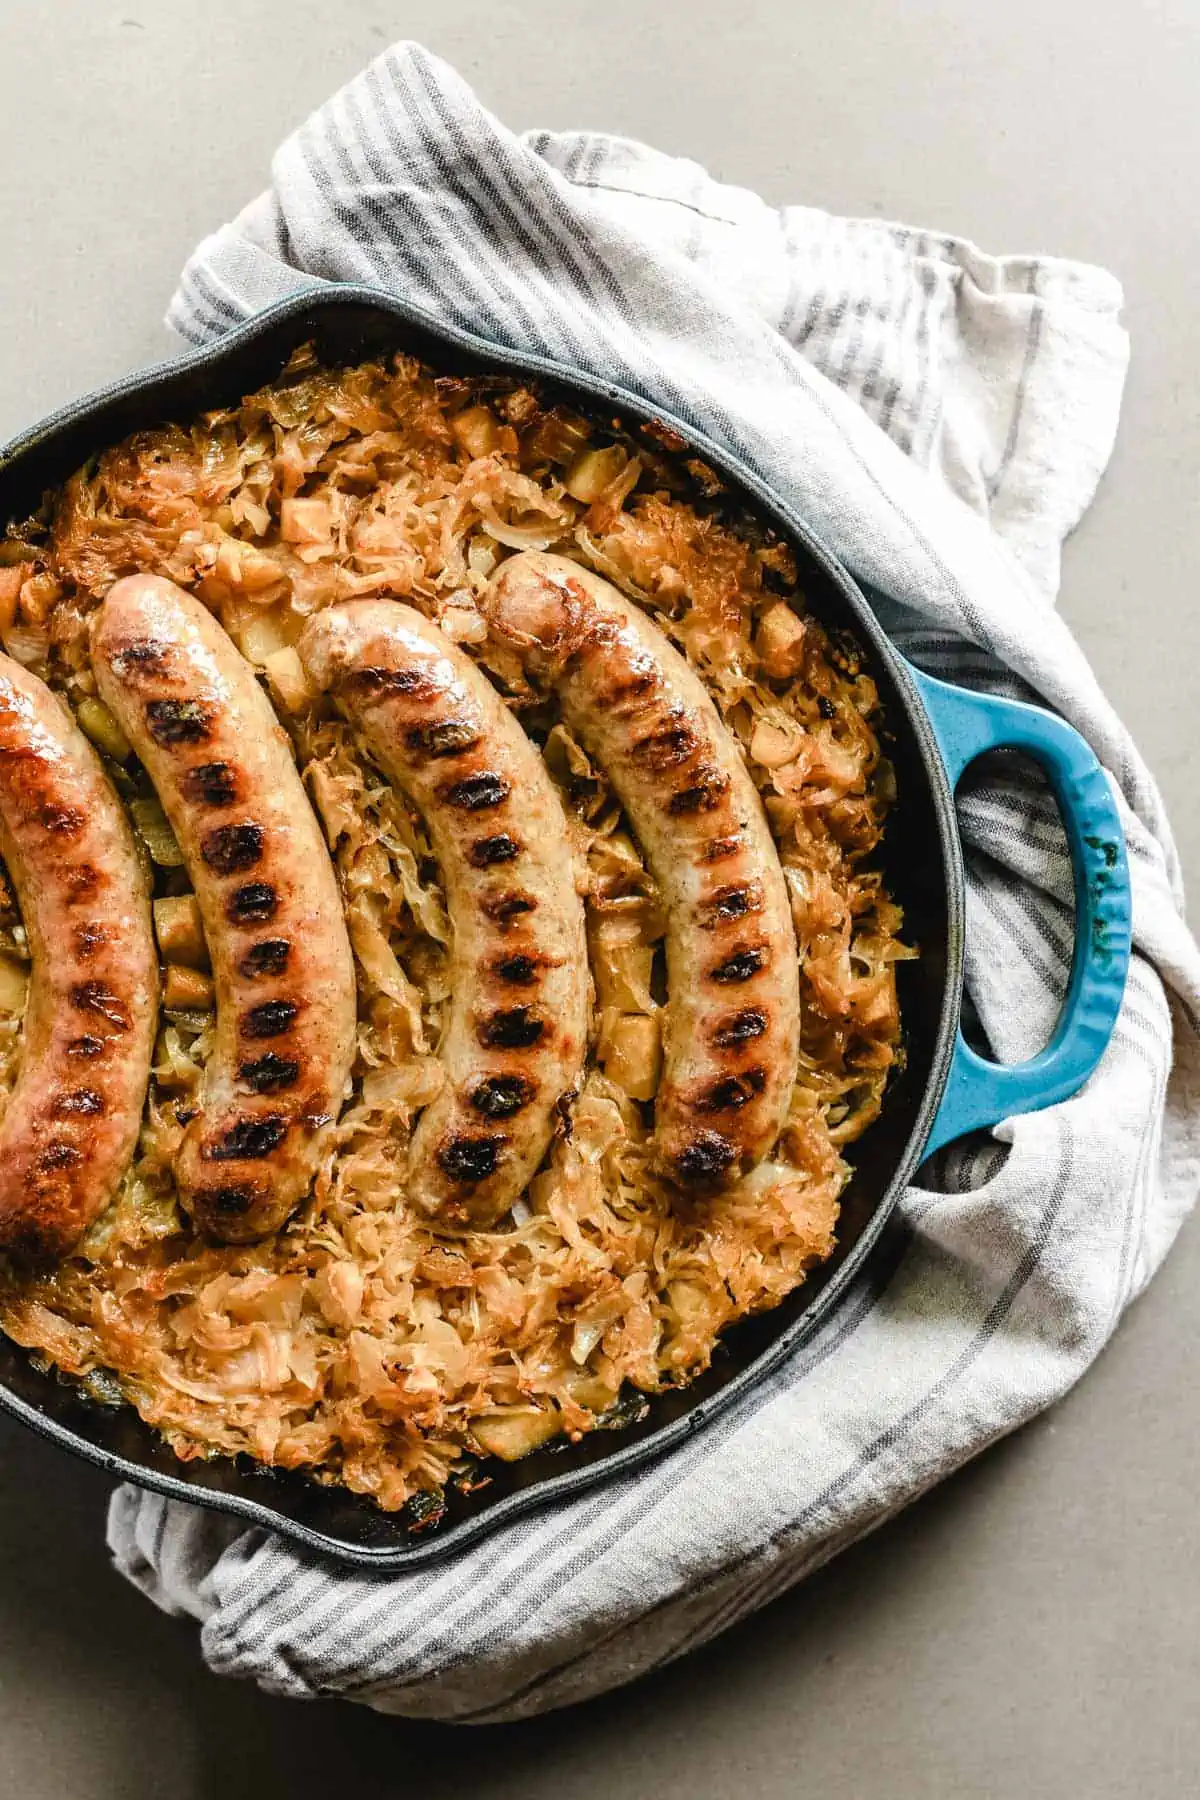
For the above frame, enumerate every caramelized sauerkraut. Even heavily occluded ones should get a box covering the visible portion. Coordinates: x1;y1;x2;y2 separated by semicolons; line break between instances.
0;348;912;1516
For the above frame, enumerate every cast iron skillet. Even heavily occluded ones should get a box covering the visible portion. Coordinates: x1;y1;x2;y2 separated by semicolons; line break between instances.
0;286;1132;1567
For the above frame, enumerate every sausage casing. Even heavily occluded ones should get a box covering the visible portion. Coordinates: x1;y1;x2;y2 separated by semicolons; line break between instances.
300;600;588;1228
481;552;801;1191
92;576;356;1242
0;655;157;1257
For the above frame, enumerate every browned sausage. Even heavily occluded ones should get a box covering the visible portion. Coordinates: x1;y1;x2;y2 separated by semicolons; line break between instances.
481;552;800;1191
300;600;589;1228
92;576;356;1242
0;655;157;1257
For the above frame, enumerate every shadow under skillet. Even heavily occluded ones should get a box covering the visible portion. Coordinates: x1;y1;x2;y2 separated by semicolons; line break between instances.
0;1372;1140;1800
0;1402;1022;1800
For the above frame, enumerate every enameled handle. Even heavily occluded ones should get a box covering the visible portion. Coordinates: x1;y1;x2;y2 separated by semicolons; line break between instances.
912;667;1133;1158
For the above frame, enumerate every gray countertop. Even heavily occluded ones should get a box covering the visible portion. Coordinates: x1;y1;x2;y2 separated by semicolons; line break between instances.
1;4;1197;1795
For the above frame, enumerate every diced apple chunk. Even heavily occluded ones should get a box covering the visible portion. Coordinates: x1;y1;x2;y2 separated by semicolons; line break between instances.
472;1406;561;1461
154;895;208;969
215;535;283;592
450;405;513;459
233;604;300;668
262;645;315;714
163;964;215;1011
755;601;807;679
600;1013;662;1102
564;444;628;503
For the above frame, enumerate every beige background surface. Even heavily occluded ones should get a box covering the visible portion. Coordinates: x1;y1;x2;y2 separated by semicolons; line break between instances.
1;4;1197;1795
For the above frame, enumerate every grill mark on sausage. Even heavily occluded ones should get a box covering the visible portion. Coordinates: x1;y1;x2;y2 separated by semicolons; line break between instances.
477;1007;546;1050
51;1088;106;1117
241;1000;298;1039
405;718;482;758
145;698;214;745
69;981;129;1030
699;882;762;929
206;1116;288;1161
182;761;240;808
673;1130;737;1185
226;882;278;925
437;1136;506;1183
703;834;744;863
491;953;543;986
198;1183;259;1217
712;1008;768;1047
440;772;511;811
38;1141;83;1172
556;1089;577;1139
238;939;290;979
112;638;171;673
710;946;767;984
201;822;264;876
468;833;521;868
239;1052;301;1093
630;717;699;772
73;922;109;959
38;802;86;836
66;1034;106;1059
469;1074;535;1119
668;767;731;816
696;1067;767;1112
480;892;537;927
347;665;437;701
596;664;657;709
63;864;101;902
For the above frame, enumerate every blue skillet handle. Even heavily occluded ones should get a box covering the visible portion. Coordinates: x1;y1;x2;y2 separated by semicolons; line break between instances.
912;667;1133;1158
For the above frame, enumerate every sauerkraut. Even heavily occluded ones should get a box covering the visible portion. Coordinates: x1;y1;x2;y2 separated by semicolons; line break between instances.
0;347;912;1518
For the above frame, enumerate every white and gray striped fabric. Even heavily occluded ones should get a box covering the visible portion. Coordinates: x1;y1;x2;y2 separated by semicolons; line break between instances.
107;41;1200;1721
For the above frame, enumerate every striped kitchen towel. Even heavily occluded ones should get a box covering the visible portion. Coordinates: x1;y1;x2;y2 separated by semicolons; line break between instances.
107;40;1200;1721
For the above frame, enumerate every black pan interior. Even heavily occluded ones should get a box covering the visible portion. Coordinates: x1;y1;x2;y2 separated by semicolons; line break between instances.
0;290;959;1565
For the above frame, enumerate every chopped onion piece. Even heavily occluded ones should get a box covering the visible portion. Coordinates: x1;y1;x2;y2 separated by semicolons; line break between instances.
75;697;131;763
130;797;185;867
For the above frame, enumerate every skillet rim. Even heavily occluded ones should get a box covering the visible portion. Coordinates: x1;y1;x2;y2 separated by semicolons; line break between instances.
0;284;964;1568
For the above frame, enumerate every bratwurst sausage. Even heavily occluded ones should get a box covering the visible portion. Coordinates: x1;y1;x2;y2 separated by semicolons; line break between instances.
481;552;800;1191
0;654;157;1258
300;600;588;1229
93;576;356;1242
